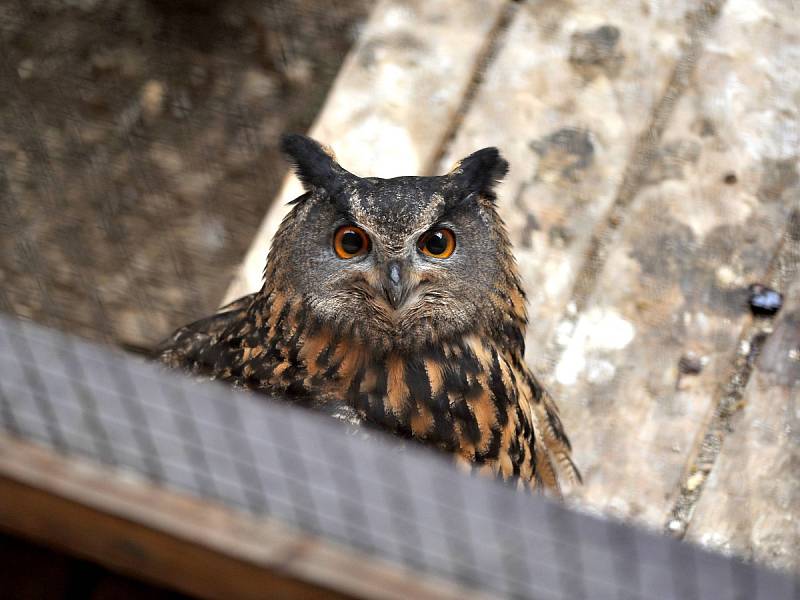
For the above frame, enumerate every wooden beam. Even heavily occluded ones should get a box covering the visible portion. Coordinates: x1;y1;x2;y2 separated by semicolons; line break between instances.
0;435;484;600
0;476;350;600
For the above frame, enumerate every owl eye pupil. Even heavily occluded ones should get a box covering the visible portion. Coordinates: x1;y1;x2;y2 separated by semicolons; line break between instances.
333;225;369;259
425;232;448;255
340;230;364;254
418;227;456;258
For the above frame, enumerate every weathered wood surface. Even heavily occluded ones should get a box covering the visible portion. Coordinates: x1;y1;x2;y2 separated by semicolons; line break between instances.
686;232;800;573
540;0;800;532
217;0;799;575
223;0;509;303
0;434;483;600
439;0;697;360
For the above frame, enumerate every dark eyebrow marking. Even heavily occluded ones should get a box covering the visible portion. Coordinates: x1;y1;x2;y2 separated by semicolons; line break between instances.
437;193;474;223
332;202;357;223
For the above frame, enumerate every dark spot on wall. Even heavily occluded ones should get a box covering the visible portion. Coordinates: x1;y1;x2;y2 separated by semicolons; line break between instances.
629;213;695;282
548;224;574;248
748;284;783;317
643;139;701;185
530;127;594;183
678;352;704;375
518;212;540;249
789;209;800;242
757;158;799;203
568;24;624;79
786;209;800;242
692;118;716;137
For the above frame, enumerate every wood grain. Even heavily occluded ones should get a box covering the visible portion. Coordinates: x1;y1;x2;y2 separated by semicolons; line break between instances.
545;0;800;532
439;0;698;361
685;241;800;573
0;434;485;600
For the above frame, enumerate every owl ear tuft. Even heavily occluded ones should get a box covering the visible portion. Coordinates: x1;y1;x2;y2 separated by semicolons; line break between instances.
280;134;352;195
449;147;509;201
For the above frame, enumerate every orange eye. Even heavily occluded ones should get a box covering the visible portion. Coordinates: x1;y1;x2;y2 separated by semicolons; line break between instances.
333;225;370;259
418;228;456;258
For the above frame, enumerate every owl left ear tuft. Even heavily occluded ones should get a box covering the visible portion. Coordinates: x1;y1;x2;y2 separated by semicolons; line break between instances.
280;134;353;195
449;147;509;201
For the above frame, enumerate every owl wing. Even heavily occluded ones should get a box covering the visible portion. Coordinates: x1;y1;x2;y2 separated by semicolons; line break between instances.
367;335;578;494
154;293;257;371
477;350;580;494
525;375;582;493
156;292;372;432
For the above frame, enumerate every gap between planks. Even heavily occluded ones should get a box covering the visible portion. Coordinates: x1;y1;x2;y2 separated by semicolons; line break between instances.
545;0;728;324
423;0;519;176
529;0;793;540
0;434;485;600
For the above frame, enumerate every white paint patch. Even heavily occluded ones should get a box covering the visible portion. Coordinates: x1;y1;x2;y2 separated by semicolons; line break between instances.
544;259;574;300
725;0;774;25
586;359;616;385
554;319;576;347
585;309;636;350
698;532;733;555
555;339;586;386
555;308;636;386
381;4;411;29
715;266;739;287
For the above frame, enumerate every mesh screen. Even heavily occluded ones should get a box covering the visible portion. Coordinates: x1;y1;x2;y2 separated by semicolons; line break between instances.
0;314;796;599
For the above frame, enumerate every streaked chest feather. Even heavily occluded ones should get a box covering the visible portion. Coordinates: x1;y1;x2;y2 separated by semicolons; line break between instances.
173;291;574;490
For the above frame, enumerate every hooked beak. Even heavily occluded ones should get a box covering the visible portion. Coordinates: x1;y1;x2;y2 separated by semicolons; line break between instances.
381;260;409;309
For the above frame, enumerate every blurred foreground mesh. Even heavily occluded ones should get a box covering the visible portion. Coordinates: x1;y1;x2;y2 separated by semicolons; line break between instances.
1;1;798;597
0;313;796;599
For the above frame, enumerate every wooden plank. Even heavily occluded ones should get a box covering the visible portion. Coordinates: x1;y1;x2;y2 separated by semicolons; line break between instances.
224;0;509;303
0;434;486;600
542;0;800;528
685;235;800;574
438;0;698;366
1;477;346;600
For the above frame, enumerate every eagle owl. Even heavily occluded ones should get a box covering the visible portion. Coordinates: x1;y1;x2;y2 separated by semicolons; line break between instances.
157;134;579;493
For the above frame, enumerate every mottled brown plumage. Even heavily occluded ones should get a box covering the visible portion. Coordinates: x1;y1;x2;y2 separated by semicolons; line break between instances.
157;134;580;493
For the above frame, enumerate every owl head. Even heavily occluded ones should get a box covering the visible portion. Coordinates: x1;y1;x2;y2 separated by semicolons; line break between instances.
265;134;524;351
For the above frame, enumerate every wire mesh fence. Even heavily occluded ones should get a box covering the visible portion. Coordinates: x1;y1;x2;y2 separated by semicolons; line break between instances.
0;312;797;600
1;1;799;598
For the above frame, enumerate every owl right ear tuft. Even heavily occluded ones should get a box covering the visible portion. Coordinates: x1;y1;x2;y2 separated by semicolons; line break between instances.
280;134;352;196
448;147;509;202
